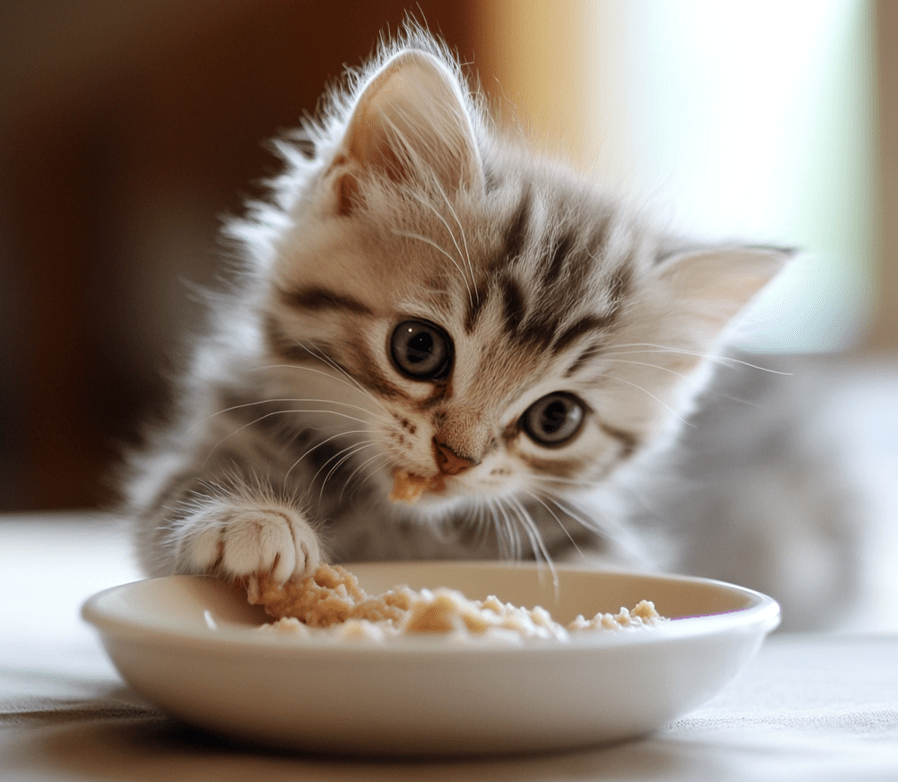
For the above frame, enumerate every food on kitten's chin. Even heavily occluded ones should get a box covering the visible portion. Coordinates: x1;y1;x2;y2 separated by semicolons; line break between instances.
389;469;444;502
248;563;665;642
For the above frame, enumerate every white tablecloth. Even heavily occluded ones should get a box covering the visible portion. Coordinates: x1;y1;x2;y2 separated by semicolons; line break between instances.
2;514;897;781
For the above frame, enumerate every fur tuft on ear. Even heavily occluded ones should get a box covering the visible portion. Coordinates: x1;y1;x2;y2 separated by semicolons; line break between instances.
332;49;484;214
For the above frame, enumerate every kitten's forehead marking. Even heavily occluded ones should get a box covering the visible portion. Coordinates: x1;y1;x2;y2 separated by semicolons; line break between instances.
540;230;577;288
460;180;633;365
277;284;374;317
464;184;532;335
501;183;533;267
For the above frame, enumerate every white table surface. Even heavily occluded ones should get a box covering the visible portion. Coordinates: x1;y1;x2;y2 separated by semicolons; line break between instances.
2;513;897;782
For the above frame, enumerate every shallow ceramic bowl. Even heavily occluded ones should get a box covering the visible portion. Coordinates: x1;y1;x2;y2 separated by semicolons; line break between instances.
82;562;779;756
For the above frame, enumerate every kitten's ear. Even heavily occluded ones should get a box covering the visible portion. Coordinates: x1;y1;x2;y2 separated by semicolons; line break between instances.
656;246;792;338
332;49;484;214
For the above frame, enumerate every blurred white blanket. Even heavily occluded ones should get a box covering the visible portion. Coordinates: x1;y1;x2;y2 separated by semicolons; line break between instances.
2;514;896;781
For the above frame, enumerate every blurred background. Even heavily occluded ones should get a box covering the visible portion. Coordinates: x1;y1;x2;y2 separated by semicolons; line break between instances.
1;0;895;529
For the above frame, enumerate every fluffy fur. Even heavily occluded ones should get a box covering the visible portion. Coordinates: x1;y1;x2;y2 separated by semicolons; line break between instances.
126;27;851;628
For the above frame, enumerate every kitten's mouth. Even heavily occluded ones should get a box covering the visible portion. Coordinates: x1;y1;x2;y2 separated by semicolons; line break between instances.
390;469;446;503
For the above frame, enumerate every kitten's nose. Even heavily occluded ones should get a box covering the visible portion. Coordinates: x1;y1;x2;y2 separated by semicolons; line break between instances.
433;439;476;476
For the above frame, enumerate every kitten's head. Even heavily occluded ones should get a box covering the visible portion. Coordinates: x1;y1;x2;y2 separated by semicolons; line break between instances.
234;31;786;521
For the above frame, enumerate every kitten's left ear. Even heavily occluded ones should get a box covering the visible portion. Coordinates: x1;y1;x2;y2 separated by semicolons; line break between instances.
655;246;792;337
332;49;484;213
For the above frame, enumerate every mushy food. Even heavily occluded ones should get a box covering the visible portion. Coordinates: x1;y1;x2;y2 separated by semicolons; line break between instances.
248;564;664;642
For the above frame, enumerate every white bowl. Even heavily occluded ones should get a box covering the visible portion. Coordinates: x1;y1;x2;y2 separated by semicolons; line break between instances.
82;562;779;756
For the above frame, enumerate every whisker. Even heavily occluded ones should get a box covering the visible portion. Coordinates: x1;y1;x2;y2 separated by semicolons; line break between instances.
596;373;691;426
600;343;792;375
507;495;558;590
597;357;694;381
393;229;475;307
201;409;368;468
259;361;390;416
293;342;394;414
549;495;651;566
405;187;472;279
427;182;477;303
491;497;521;560
522;489;583;557
329;446;386;503
262;339;391;416
470;499;494;550
204;396;375;422
284;428;371;483
532;474;606;491
313;438;379;493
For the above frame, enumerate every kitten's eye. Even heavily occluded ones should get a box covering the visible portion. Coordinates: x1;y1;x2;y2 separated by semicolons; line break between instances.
521;393;585;446
389;320;453;380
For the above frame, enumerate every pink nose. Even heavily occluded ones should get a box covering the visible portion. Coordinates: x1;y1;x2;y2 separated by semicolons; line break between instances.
433;440;476;476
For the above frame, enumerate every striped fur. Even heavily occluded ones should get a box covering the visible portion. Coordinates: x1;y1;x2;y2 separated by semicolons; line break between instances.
126;25;788;589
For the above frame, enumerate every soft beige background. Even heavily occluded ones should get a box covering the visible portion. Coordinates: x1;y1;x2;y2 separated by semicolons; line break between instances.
478;0;890;354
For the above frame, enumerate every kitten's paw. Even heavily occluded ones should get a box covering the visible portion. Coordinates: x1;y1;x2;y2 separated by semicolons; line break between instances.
180;503;321;585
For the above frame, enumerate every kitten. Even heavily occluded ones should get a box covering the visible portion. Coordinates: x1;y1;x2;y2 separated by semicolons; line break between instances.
126;28;834;620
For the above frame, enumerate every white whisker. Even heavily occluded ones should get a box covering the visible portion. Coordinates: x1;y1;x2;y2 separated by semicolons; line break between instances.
491;497;520;560
601;343;791;375
522;490;583;557
597;373;691;426
549;495;650;566
200;397;375;426
201;409;367;468
261;362;390;415
284;428;371;483
393;229;474;307
314;438;380;494
427;182;477;302
336;449;390;503
532;474;606;491
262;339;391;415
507;495;558;590
598;357;694;381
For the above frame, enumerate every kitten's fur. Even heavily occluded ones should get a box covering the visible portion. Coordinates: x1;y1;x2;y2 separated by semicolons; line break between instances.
126;29;851;627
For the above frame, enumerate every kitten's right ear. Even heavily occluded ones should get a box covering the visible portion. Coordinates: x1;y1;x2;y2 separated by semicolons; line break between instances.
328;49;484;215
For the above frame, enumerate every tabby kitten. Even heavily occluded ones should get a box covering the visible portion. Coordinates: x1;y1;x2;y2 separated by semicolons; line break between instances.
127;30;789;598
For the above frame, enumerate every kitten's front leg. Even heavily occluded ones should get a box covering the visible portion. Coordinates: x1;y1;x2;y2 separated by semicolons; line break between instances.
164;488;321;594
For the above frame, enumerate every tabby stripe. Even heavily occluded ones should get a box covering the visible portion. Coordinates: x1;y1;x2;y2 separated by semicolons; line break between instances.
541;231;576;287
518;316;561;350
564;339;604;377
262;312;314;362
606;265;632;307
516;452;582;479
503;186;532;265
278;285;373;316
597;418;638;460
464;280;490;334
587;215;613;264
500;275;527;334
351;351;408;402
552;315;609;355
553;267;630;363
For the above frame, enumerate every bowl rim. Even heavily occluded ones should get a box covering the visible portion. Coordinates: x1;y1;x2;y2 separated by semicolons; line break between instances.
81;562;781;657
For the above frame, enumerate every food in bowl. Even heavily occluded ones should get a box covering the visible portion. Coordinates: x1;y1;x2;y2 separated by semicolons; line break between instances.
248;564;664;642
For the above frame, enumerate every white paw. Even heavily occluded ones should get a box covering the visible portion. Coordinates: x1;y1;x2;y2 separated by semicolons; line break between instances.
179;502;321;584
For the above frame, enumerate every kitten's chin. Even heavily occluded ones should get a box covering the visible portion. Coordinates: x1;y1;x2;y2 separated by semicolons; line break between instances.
403;489;474;520
387;471;474;517
386;466;516;519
